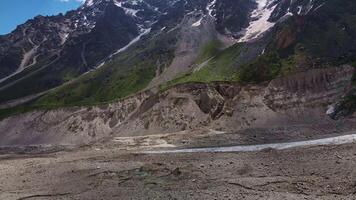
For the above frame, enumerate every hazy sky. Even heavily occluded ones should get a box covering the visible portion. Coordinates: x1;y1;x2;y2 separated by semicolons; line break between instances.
0;0;84;35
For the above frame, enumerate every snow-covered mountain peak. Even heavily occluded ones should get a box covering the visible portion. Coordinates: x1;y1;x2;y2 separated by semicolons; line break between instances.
83;0;109;7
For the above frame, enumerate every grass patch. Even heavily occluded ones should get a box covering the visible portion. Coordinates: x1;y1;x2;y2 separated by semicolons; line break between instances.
195;40;222;64
237;52;282;84
161;43;243;90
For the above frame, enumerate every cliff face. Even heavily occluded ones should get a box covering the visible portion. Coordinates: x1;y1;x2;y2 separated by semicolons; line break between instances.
264;65;354;110
0;65;353;146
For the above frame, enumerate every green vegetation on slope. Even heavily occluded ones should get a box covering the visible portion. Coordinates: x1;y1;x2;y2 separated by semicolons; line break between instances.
33;31;177;107
0;54;61;103
194;40;222;64
162;43;244;90
162;42;310;89
36;66;155;107
0;32;177;119
237;52;281;84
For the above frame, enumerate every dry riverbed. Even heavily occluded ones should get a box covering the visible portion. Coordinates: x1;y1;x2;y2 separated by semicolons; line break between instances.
1;130;356;200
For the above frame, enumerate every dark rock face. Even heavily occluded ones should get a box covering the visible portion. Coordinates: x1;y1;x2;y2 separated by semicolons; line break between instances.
0;46;22;79
198;91;225;119
214;0;255;36
269;0;327;22
59;2;139;73
0;15;64;80
329;89;356;120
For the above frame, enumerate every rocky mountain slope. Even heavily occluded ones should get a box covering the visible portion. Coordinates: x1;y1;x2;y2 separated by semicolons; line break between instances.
0;0;355;145
0;0;156;102
0;65;354;146
0;0;339;103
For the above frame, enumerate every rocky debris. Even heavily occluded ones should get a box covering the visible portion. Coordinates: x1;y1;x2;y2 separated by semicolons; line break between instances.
1;140;356;199
171;168;182;176
215;84;241;99
328;88;356;120
130;92;159;120
197;87;225;119
0;65;354;146
264;65;354;111
148;9;233;87
0;91;150;146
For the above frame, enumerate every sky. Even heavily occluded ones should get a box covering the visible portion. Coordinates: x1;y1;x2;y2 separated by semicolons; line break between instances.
0;0;85;35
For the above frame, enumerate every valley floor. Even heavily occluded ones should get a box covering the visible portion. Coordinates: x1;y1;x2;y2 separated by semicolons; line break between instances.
1;130;356;200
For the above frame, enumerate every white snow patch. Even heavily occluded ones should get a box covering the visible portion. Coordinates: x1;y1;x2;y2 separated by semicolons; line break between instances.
284;7;294;17
92;28;152;71
261;48;266;55
96;61;106;69
239;0;277;42
113;0;142;17
206;0;217;17
305;0;315;14
85;0;94;7
313;3;325;12
167;26;179;34
60;33;70;45
192;18;203;27
326;105;335;115
297;6;303;14
115;28;151;54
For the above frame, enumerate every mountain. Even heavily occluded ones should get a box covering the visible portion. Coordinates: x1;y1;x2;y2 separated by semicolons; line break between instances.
1;1;356;198
0;0;355;145
0;0;150;102
0;0;302;103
